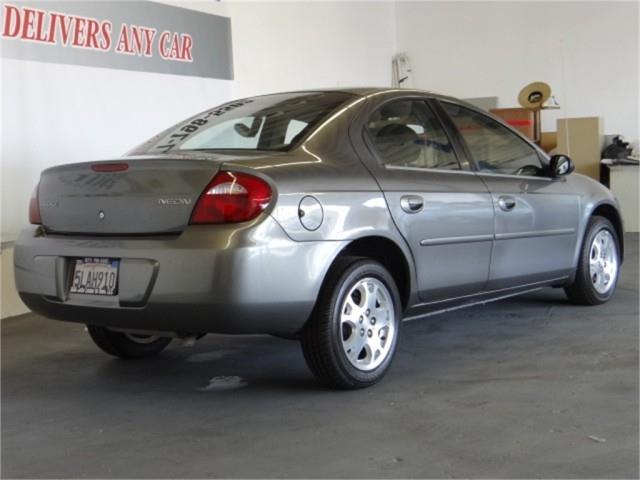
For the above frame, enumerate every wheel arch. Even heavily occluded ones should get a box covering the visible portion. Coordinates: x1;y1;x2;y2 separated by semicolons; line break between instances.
566;200;625;287
333;235;414;310
591;202;624;262
293;234;414;340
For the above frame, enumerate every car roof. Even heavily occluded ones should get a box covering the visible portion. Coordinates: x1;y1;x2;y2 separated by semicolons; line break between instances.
246;87;451;98
337;87;436;96
238;88;483;113
261;87;470;106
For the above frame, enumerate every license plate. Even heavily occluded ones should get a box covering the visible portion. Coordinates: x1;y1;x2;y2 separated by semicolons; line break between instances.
70;258;119;296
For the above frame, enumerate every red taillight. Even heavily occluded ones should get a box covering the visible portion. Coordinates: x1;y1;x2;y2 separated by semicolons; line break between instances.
29;185;41;225
190;171;272;224
91;163;129;172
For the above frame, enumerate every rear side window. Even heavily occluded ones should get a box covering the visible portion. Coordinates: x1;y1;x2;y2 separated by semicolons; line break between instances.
134;92;354;154
442;102;542;176
365;100;459;170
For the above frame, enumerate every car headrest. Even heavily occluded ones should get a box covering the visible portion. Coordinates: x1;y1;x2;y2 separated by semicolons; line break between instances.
379;101;413;119
374;124;421;166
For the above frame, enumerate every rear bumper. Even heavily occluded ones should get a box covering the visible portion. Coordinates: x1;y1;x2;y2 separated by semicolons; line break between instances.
14;218;347;336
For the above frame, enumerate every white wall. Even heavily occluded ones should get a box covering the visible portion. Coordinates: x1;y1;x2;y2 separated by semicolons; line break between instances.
227;1;396;97
161;0;398;97
395;1;639;143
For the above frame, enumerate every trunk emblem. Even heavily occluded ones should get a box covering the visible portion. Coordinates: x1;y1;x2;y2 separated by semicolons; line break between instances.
158;198;192;206
98;211;106;220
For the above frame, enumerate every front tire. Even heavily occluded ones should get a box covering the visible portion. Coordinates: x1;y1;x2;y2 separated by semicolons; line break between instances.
565;216;621;305
87;325;172;359
301;257;402;389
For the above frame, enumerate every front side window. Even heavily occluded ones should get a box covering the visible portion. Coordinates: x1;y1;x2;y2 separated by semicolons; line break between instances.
442;102;543;176
133;92;353;154
365;100;459;170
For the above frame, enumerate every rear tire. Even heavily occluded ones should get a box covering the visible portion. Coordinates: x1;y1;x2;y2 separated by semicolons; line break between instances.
565;216;621;305
87;325;171;359
301;256;402;389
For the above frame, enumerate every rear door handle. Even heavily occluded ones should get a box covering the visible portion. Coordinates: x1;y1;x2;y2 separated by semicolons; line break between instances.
498;195;517;212
400;195;424;213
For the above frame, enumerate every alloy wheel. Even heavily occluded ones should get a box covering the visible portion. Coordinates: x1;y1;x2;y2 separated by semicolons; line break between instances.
589;229;618;294
339;277;396;371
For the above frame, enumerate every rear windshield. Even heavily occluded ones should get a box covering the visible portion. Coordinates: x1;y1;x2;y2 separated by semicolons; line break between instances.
133;92;354;154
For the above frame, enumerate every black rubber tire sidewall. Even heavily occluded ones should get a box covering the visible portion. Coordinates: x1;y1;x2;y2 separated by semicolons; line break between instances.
87;325;171;359
303;257;402;389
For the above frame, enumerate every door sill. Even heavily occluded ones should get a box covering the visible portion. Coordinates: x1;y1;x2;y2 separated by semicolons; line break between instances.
403;276;568;322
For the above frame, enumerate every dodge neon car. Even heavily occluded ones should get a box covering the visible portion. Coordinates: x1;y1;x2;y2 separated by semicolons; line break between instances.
15;88;623;389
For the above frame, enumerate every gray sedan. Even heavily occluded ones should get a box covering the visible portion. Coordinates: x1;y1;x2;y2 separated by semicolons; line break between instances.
14;88;623;389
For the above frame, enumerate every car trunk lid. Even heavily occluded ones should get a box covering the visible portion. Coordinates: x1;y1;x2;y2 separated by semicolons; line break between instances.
38;156;222;235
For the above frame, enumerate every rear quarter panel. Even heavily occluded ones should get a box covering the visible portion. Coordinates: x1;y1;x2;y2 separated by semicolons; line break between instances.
222;98;419;304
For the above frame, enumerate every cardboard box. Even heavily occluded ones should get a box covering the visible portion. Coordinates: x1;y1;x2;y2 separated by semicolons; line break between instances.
490;108;534;140
555;117;603;181
540;132;557;153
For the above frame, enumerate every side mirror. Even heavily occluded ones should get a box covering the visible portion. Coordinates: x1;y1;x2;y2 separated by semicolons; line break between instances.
549;154;575;177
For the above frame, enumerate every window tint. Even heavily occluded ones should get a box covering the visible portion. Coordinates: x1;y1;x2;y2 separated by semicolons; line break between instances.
284;119;308;144
134;92;353;154
442;102;542;176
181;116;265;150
366;100;459;170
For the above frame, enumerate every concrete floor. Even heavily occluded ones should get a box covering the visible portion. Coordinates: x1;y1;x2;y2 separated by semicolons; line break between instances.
2;235;638;478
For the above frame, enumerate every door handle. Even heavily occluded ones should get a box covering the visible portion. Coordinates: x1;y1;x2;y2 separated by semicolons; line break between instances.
498;195;517;212
400;195;424;213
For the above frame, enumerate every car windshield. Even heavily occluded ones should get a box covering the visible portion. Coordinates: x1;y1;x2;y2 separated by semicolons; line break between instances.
133;92;354;155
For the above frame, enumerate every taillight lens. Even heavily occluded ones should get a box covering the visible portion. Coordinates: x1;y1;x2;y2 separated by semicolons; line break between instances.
29;185;41;225
190;171;272;224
